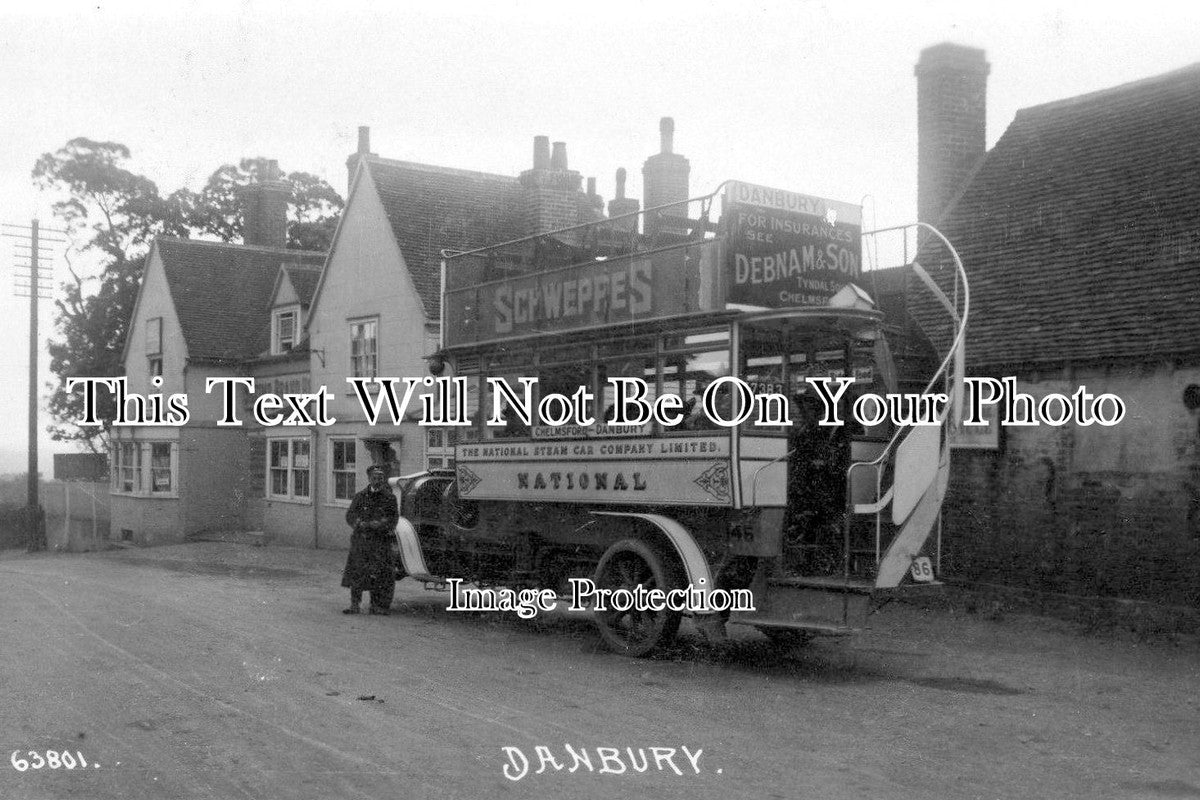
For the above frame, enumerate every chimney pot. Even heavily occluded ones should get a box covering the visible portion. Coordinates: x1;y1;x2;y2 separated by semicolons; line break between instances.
660;117;675;154
533;136;551;170
358;126;371;155
551;141;568;170
608;167;640;232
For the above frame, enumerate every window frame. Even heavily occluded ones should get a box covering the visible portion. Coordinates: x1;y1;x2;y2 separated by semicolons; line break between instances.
149;442;174;494
272;305;300;355
426;428;456;470
328;437;358;506
349;317;379;379
145;316;162;356
111;440;178;498
266;436;312;503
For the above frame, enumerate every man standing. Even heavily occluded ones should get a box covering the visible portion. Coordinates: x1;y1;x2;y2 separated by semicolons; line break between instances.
341;464;399;615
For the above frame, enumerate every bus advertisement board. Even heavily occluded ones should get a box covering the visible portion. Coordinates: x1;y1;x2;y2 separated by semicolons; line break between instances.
443;241;721;347
723;181;863;309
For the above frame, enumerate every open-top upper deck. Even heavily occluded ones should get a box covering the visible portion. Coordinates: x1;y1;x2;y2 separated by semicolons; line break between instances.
441;181;866;350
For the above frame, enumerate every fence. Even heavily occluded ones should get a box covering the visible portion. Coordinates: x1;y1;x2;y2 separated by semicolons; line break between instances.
39;480;111;552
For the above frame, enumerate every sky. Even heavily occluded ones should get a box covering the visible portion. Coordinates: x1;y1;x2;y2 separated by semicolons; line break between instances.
0;0;1197;475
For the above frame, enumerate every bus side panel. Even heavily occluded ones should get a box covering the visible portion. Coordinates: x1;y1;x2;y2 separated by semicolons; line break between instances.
738;435;787;508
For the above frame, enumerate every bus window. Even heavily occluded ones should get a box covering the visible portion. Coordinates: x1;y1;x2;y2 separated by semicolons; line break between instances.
666;328;730;351
481;346;534;439
428;371;482;445
537;343;593;428
598;355;656;430
661;348;730;431
485;374;532;439
456;374;482;443
538;362;591;425
741;352;787;433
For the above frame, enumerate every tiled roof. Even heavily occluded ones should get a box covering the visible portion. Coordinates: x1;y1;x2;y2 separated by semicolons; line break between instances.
364;158;525;317
156;238;326;362
284;263;322;306
921;62;1200;369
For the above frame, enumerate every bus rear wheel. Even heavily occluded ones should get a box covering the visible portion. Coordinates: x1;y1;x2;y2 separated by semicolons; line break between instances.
591;538;683;658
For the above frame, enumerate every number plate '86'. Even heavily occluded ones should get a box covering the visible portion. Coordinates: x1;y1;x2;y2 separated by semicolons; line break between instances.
910;556;935;583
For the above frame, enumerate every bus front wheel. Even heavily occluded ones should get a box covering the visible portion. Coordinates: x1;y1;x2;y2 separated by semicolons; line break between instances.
591;538;683;658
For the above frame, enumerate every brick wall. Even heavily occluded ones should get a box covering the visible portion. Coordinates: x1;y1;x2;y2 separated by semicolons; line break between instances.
942;363;1200;610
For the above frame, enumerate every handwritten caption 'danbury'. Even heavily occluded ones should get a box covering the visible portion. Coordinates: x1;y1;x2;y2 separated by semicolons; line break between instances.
502;745;708;781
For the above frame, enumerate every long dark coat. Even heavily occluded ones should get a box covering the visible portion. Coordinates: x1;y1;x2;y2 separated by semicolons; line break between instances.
340;485;399;591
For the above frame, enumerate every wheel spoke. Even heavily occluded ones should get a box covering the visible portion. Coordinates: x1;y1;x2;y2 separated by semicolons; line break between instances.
593;542;681;656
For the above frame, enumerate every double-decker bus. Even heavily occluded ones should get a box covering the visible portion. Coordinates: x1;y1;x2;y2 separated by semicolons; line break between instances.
392;180;969;657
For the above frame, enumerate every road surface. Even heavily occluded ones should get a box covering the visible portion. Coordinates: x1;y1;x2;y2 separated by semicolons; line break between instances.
0;542;1197;799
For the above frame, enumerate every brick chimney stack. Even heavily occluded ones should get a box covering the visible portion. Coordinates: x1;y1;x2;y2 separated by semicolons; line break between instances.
915;43;989;224
345;125;375;194
238;159;290;249
607;167;640;232
551;141;568;170
519;136;584;235
533;135;551;170
642;117;690;238
577;176;605;223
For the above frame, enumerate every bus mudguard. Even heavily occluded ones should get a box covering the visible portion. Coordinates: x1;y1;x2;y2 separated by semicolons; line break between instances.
394;516;432;578
590;511;715;606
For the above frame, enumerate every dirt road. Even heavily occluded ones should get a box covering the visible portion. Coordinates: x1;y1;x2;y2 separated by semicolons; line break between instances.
0;542;1196;799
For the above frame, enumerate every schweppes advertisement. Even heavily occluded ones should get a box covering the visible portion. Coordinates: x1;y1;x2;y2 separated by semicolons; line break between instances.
443;241;721;346
490;257;653;335
724;181;863;308
454;436;734;506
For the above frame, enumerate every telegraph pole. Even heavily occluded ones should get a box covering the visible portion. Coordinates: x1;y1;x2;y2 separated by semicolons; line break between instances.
3;220;62;550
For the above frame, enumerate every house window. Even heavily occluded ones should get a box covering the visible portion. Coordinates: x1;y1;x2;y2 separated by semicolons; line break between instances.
112;441;176;496
268;438;311;501
426;428;455;469
148;356;163;378
273;307;298;354
145;317;162;355
350;319;378;378
150;442;173;493
117;442;141;493
331;438;357;501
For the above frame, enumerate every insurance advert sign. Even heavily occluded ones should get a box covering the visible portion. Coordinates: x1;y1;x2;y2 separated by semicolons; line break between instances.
723;181;863;308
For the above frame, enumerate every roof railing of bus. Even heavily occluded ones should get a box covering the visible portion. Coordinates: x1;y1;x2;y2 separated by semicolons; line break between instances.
438;180;734;263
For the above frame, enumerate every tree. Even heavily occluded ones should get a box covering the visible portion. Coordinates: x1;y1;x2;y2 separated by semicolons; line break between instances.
33;139;343;452
184;158;343;251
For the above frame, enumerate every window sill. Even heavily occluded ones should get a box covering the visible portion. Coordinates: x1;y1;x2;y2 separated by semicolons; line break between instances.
110;490;180;500
325;500;353;509
266;495;313;506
